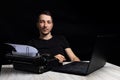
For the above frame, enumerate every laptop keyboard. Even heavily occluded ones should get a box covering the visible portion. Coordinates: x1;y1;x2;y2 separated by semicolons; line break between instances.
52;61;89;74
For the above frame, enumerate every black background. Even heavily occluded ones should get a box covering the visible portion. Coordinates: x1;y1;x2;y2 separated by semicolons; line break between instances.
0;0;120;66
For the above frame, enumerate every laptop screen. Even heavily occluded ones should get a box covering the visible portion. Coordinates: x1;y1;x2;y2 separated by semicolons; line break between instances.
87;34;113;74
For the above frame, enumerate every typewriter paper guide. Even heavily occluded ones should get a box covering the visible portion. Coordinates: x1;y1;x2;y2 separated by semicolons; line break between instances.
6;43;39;57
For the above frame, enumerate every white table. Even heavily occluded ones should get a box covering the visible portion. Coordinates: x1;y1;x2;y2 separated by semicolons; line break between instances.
0;62;120;80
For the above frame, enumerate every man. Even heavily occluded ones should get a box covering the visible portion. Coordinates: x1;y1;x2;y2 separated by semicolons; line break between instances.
28;10;80;63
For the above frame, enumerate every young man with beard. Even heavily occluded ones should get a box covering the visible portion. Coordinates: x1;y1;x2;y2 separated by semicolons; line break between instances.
28;10;80;63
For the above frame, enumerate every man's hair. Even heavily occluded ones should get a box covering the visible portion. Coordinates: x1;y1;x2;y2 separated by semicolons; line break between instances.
36;10;53;22
39;10;52;16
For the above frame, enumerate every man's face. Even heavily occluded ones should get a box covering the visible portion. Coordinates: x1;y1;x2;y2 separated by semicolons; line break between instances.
37;14;53;35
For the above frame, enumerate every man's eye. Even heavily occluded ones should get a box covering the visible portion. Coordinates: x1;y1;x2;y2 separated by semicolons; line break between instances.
39;21;44;23
47;21;52;24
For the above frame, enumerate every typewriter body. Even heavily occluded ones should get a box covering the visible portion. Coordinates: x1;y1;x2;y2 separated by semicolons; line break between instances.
6;53;60;73
0;43;61;73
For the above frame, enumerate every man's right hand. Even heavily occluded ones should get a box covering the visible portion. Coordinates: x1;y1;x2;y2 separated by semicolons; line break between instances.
54;54;66;63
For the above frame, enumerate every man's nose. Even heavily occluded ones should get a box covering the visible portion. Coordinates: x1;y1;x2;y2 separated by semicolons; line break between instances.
44;22;48;27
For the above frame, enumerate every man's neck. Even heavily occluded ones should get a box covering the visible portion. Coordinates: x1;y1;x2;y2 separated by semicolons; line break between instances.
39;33;53;40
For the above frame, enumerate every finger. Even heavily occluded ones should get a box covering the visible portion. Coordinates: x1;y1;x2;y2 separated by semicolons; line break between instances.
54;54;66;62
58;54;66;60
55;56;65;63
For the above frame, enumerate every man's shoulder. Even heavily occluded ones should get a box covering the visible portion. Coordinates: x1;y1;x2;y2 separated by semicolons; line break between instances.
53;35;66;39
28;38;40;43
53;35;65;38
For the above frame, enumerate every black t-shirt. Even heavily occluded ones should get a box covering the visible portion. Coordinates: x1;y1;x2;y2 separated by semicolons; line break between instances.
28;35;70;56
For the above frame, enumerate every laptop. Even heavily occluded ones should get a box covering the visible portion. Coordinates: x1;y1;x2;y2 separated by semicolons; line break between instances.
52;35;108;75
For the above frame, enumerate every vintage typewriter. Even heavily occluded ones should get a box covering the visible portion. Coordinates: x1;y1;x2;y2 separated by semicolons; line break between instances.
6;53;61;73
0;43;61;73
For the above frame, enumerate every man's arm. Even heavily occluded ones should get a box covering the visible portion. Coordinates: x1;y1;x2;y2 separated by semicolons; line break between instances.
54;48;80;63
65;48;80;62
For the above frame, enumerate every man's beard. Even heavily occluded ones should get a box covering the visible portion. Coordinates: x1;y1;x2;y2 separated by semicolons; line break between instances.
40;31;50;35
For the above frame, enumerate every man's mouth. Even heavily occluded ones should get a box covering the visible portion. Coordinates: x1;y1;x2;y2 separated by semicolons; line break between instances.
43;29;48;31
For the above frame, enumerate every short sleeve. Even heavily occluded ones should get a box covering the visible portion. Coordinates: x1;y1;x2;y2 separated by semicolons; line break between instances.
59;36;70;49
